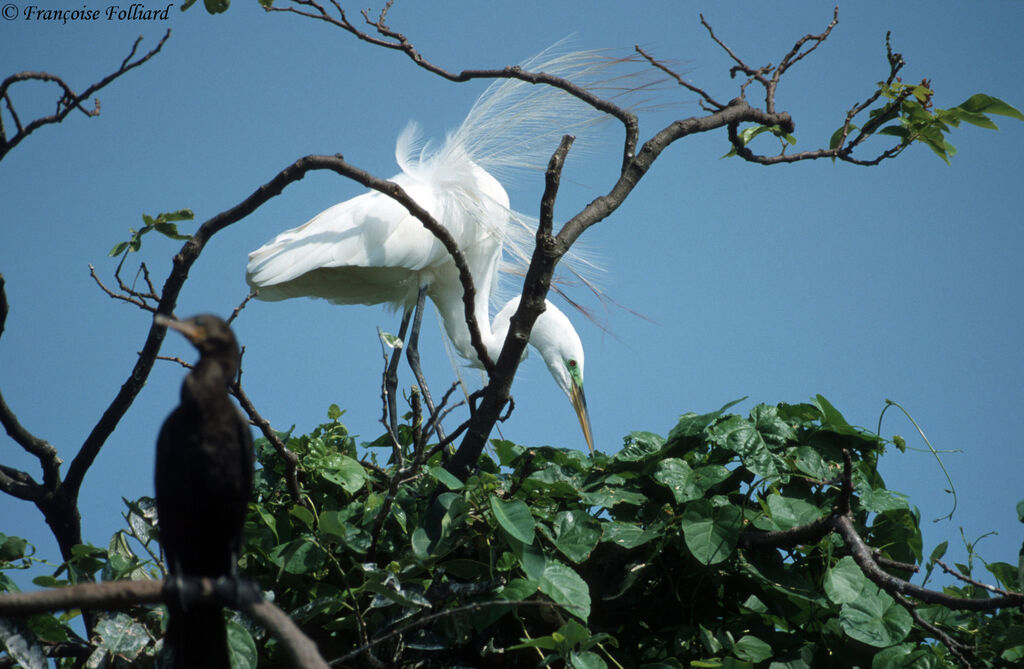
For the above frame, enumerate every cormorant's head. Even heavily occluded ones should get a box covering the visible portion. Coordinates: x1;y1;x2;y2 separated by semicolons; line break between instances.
155;314;240;367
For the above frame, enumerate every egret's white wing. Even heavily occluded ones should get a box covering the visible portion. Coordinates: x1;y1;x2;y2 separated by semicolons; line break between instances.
246;176;455;308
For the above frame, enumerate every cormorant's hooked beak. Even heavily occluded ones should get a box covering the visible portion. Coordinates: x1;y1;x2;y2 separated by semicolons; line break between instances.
155;314;203;344
569;382;595;454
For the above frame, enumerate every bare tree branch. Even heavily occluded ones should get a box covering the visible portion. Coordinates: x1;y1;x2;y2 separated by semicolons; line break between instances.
231;380;306;506
0;277;63;502
0;31;170;161
0;578;330;669
268;0;640;169
634;44;725;112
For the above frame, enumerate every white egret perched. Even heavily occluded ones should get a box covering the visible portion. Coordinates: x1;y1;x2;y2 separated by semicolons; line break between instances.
246;47;610;452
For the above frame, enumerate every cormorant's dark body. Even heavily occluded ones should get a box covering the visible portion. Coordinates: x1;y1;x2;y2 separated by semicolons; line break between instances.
155;314;254;669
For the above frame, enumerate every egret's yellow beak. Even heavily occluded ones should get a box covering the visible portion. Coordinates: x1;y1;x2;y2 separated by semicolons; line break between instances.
569;382;595;454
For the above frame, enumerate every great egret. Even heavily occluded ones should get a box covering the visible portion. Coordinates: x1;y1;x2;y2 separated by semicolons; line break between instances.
246;47;608;453
155;314;254;669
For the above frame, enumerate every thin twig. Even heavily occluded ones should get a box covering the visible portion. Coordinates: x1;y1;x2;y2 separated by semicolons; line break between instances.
0;31;170;160
231;381;306;508
634;44;725;111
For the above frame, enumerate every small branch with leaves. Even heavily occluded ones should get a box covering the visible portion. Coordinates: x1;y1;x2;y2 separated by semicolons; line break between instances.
738;449;1023;668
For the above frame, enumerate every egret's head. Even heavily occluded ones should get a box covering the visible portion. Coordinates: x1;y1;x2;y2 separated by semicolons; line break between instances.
531;302;595;454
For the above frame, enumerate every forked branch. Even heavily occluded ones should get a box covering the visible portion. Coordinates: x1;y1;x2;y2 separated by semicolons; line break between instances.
0;31;170;161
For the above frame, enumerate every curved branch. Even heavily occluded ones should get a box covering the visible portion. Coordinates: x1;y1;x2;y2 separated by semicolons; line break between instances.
737;444;1024;664
269;0;639;168
0;276;63;499
0;578;329;669
0;31;170;161
61;153;486;537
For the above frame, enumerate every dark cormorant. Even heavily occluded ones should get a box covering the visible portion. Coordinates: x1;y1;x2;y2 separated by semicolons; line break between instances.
155;314;254;669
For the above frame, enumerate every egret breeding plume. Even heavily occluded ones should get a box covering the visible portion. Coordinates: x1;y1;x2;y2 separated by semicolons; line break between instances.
246;47;613;452
155;314;254;669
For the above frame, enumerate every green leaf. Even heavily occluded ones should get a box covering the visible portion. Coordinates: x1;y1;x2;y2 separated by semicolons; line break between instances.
750;404;796;446
26;615;68;644
733;634;772;663
824;556;868;604
869;509;923;565
692;465;731;492
709;415;780;480
667;398;745;445
600;521;651;549
0;535;28;562
928;540;948;564
377;329;403;350
947;109;1000;130
161;208;194;222
987;561;1021;591
653;458;703;504
1018;544;1024;596
108;241;130;257
569;650;607;669
549;511;601;563
95;613;149;659
428;466;464;490
839;584;912;647
289;504;314;530
203;0;229;12
490;495;535;545
870;644;930;668
226;619;258;669
829;123;857;150
682;499;742;565
766;494;821;531
507;536;547;581
792;446;829;480
318;454;366;494
493;439;525;466
811;394;850;430
579;487;648;509
410;527;431;560
31;575;64;588
269;538;326;575
318;510;350;540
615;431;665;462
955;93;1024;121
538;561;591;620
857;486;910;513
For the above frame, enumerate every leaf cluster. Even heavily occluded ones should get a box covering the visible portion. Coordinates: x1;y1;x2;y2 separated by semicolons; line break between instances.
839;89;1024;165
107;210;194;258
3;396;1023;668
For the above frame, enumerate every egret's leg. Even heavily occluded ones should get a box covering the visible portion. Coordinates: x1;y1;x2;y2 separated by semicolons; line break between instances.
406;286;447;444
385;306;414;438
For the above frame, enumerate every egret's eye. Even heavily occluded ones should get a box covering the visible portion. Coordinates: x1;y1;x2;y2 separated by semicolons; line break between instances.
567;359;578;368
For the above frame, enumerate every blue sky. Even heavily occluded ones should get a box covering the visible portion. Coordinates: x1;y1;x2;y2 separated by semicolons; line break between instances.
2;1;1023;588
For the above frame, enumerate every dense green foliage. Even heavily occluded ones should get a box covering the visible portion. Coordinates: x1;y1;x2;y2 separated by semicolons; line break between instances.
2;396;1022;667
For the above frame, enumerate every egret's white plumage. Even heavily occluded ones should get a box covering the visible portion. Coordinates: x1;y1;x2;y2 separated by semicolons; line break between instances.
246;45;609;452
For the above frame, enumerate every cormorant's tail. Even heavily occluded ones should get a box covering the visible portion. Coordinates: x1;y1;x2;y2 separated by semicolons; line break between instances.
165;605;230;669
